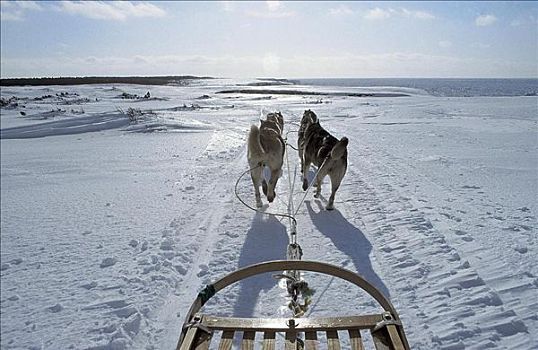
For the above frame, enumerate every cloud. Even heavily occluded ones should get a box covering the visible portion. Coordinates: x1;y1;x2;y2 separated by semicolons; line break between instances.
266;1;281;12
329;5;354;17
401;8;435;20
1;10;23;21
475;14;497;27
16;1;43;11
364;7;392;20
439;41;452;48
221;1;234;13
1;1;42;21
222;1;293;18
245;2;295;19
4;51;536;79
245;10;294;19
364;7;435;20
57;1;166;21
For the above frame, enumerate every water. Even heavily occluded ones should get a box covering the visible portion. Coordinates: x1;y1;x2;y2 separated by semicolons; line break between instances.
297;78;538;97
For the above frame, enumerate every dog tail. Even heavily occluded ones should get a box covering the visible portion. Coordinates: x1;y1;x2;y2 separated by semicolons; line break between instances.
330;137;348;159
248;124;265;158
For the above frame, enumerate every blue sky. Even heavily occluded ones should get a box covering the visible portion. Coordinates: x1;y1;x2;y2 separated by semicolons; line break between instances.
1;1;537;78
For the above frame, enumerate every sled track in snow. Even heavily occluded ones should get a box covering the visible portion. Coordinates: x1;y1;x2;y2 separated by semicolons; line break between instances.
132;131;254;348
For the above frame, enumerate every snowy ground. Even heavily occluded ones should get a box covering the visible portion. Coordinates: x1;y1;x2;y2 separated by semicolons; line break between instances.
1;79;537;350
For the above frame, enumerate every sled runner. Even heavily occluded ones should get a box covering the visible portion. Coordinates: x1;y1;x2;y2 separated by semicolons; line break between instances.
177;260;410;350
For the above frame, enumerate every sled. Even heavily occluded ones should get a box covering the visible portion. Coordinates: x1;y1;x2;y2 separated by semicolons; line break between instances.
177;260;410;350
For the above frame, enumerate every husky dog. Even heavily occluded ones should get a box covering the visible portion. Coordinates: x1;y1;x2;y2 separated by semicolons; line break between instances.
247;112;285;207
298;110;348;210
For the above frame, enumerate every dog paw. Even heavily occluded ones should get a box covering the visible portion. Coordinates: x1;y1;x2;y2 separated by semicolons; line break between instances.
256;200;263;208
302;180;308;191
326;204;334;211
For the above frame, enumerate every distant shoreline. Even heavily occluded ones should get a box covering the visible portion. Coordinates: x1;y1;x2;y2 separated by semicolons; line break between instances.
216;89;410;97
0;76;214;87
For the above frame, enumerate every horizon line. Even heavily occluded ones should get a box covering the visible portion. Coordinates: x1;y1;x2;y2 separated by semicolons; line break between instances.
1;75;537;80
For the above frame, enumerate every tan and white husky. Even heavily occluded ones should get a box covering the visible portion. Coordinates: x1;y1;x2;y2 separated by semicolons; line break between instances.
247;112;285;207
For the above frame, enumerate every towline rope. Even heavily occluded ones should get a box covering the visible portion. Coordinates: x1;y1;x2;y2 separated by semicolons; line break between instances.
234;163;298;229
234;119;329;318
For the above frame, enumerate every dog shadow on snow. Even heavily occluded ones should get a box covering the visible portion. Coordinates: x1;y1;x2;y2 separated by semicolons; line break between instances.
234;212;288;317
305;199;390;298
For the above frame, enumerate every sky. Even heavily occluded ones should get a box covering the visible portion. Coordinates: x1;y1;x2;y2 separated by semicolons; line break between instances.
1;1;537;78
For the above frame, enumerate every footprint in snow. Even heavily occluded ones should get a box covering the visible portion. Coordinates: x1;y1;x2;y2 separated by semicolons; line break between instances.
514;246;528;254
47;303;64;313
10;258;23;265
81;281;98;289
462;185;481;190
160;238;174;251
174;264;187;275
100;257;117;268
140;241;148;252
197;264;209;277
224;231;239;238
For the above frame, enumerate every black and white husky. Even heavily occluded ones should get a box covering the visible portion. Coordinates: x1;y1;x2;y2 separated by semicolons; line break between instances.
298;110;348;210
247;112;285;207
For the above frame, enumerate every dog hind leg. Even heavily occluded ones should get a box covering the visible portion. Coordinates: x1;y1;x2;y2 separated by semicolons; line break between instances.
266;168;280;203
326;170;344;210
314;175;323;198
301;155;312;191
250;165;263;207
313;162;329;198
262;179;268;196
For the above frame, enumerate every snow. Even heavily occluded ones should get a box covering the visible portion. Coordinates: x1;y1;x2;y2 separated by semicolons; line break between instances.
1;79;537;349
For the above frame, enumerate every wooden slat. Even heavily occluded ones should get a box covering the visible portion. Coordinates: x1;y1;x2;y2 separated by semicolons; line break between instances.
305;331;318;350
348;329;364;350
218;331;234;350
241;331;255;350
326;330;341;350
285;331;297;350
387;325;405;350
262;331;276;350
202;314;383;331
179;326;199;350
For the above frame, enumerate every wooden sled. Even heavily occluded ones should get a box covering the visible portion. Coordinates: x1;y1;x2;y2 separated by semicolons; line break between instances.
177;260;410;350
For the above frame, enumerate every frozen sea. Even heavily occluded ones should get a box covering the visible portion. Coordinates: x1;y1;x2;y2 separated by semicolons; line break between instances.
1;78;537;349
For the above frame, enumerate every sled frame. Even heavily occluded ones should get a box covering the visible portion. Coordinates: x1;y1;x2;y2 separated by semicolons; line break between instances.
177;260;410;350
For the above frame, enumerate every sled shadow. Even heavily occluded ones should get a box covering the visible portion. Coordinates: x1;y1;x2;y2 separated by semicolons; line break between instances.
305;200;390;298
233;212;288;317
